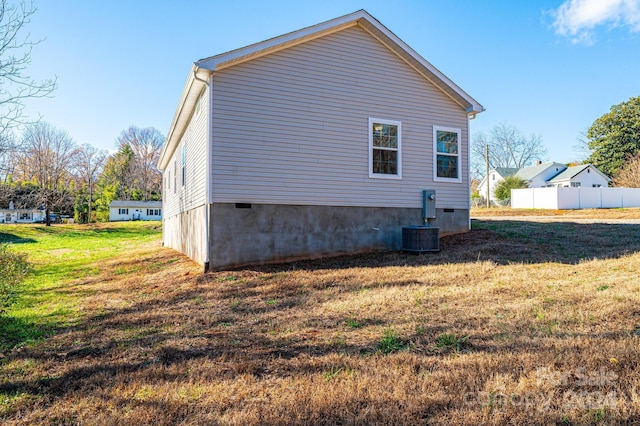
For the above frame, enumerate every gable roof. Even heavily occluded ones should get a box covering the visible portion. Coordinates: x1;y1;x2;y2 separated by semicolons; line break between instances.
196;10;483;114
158;9;484;170
494;167;519;178
547;164;611;183
515;162;565;181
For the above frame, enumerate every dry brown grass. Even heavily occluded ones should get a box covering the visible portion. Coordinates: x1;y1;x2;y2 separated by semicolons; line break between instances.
2;221;640;425
472;206;640;219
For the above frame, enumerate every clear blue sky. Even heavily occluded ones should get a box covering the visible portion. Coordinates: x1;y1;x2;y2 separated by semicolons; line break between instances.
23;0;640;164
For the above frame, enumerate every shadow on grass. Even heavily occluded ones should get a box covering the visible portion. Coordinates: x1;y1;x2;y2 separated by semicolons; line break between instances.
2;219;640;423
235;220;640;273
0;315;44;351
0;232;36;244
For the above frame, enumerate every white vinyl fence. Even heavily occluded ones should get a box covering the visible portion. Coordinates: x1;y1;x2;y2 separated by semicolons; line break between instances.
511;187;640;209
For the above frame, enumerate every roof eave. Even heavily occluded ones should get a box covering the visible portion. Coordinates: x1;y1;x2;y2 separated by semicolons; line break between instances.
158;65;211;171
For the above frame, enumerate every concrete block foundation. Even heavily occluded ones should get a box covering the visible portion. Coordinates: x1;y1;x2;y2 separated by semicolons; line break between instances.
208;203;468;270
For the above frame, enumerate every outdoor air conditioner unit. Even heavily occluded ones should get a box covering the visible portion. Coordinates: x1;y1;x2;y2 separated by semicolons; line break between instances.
401;225;440;252
401;189;440;252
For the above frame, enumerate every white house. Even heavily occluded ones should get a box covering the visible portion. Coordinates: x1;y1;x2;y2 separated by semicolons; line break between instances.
477;167;518;203
516;161;566;188
478;161;602;203
158;10;484;271
109;200;162;221
546;164;610;188
0;206;45;224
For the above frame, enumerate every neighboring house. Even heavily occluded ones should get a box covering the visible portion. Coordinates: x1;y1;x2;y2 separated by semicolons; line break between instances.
515;161;566;188
477;167;518;202
0;206;45;224
109;200;162;222
546;164;611;188
158;10;484;271
478;161;598;203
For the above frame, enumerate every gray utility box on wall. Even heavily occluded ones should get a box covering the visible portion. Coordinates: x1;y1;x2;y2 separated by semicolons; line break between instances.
401;226;440;252
422;189;436;219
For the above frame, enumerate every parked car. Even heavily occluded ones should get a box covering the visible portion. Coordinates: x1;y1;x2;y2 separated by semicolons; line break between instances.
39;214;62;224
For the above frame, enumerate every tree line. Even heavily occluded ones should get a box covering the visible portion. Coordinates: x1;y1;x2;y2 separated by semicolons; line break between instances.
0;123;164;224
0;1;166;225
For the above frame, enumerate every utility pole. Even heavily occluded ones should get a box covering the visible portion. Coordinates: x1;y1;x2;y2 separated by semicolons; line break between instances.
485;144;490;208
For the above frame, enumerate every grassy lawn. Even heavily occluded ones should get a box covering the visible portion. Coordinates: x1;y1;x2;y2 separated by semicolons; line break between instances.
0;222;163;350
1;219;639;424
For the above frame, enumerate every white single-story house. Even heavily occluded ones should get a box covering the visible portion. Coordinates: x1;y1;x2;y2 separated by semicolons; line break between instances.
478;161;608;203
546;164;610;188
477;167;519;203
109;200;162;221
0;206;45;223
516;161;567;188
158;10;484;271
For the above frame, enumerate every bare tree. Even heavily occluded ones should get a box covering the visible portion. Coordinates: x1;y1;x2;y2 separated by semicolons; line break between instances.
116;126;164;201
613;153;640;188
471;123;547;177
0;0;56;135
0;131;18;182
572;129;592;162
75;143;107;222
16;122;77;225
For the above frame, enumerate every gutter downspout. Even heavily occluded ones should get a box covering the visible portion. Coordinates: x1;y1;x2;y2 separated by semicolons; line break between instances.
193;65;213;272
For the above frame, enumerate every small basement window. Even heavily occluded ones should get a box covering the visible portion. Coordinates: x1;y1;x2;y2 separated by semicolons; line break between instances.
369;118;402;179
434;126;461;182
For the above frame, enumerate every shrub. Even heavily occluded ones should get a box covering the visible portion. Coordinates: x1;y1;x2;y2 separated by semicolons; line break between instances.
493;176;528;203
0;244;30;314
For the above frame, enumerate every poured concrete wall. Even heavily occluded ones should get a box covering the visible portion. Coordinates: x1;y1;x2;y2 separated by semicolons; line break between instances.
208;203;468;270
163;204;208;266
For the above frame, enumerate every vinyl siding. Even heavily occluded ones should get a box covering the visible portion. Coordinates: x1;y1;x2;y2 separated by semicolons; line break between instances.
211;25;470;209
163;87;209;218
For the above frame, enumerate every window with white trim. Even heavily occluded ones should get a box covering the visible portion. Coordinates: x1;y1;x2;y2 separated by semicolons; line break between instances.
433;126;461;182
369;118;401;179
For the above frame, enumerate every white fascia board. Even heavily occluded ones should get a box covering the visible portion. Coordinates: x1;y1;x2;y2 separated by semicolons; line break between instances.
158;65;210;170
196;10;368;72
